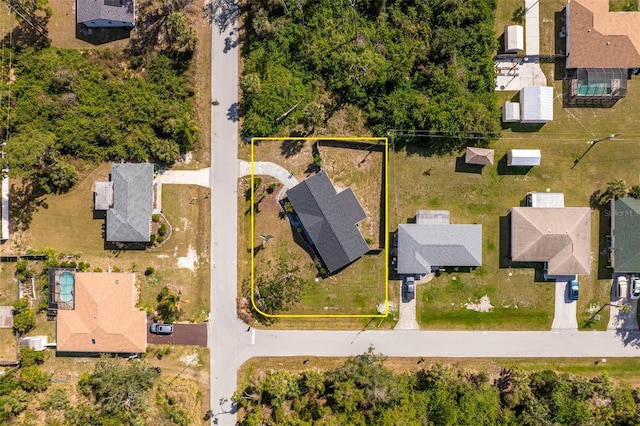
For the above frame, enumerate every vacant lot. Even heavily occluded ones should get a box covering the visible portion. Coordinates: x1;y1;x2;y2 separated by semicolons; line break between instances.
239;356;640;388
2;162;210;323
4;345;209;423
246;139;387;318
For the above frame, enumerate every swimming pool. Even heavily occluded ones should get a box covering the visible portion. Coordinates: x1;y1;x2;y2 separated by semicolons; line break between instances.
59;271;74;303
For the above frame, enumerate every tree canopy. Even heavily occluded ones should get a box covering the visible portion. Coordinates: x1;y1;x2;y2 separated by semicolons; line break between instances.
235;350;640;425
241;0;501;152
0;48;197;193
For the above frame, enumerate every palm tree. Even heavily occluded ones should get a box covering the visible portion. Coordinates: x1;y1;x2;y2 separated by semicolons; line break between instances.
302;102;325;132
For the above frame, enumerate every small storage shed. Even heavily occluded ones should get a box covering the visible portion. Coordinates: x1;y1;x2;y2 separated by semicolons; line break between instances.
504;25;524;53
520;86;554;124
465;147;495;165
508;149;541;167
21;336;48;351
502;101;521;123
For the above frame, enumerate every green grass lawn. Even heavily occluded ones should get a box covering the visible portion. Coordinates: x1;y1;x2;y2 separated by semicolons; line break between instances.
0;328;17;363
0;264;15;305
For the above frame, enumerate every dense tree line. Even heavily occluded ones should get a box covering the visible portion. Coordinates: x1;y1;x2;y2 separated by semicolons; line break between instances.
0;47;198;193
241;0;501;152
235;348;640;425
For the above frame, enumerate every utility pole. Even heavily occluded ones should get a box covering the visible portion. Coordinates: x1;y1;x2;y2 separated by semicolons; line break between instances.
572;133;621;169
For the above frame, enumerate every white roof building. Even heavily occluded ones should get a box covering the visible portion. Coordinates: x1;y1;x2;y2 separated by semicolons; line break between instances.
505;25;524;53
520;86;554;123
527;192;565;208
508;149;541;167
502;101;521;122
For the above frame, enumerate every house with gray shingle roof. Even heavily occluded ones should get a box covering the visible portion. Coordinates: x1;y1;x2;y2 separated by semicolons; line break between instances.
397;210;482;275
77;0;135;28
286;171;369;273
610;196;640;273
95;163;153;243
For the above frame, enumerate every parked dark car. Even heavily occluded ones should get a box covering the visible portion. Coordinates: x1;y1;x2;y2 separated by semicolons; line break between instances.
150;323;173;335
568;279;579;301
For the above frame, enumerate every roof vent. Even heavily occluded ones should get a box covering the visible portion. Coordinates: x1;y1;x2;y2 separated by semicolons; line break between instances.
115;280;119;284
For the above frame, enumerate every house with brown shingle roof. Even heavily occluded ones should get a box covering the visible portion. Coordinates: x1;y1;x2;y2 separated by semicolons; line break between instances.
511;207;591;276
56;272;146;354
565;0;640;105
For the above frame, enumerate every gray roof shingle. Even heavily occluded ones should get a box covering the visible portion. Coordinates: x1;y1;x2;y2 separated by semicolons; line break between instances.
106;163;153;242
397;223;482;274
612;197;640;273
77;0;135;27
287;171;369;273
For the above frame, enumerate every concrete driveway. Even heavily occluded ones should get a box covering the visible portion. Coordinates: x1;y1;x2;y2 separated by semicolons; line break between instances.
551;276;578;330
608;276;639;331
147;322;207;347
155;168;211;187
394;280;418;330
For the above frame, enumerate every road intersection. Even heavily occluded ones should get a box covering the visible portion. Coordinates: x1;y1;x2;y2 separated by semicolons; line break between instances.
207;2;640;425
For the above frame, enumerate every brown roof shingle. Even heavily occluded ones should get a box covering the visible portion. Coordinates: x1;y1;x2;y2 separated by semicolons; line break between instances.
56;273;146;353
511;207;591;275
568;0;640;68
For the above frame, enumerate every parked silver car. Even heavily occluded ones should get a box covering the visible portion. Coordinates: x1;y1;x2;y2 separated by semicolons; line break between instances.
150;323;173;335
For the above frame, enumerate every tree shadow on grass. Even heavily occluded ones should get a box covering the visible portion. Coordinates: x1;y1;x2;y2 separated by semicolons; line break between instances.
9;182;47;233
280;139;306;158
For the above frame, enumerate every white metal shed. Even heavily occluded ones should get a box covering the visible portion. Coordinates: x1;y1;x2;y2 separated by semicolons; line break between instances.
505;25;524;53
502;101;520;122
520;86;554;123
508;149;541;167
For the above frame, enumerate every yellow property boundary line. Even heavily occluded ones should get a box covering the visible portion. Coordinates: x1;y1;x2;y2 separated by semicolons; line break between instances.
250;137;389;318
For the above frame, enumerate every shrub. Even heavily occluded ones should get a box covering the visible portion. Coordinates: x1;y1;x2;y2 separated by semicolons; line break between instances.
145;267;155;276
15;260;28;273
365;237;374;245
629;185;640;199
41;388;69;410
157;235;164;243
13;309;36;335
152;214;161;222
93;267;103;273
150;234;157;244
19;347;45;367
12;298;29;314
77;261;90;272
158;224;167;237
18;366;51;392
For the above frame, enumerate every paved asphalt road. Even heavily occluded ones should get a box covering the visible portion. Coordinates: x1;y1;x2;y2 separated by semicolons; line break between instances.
147;323;208;347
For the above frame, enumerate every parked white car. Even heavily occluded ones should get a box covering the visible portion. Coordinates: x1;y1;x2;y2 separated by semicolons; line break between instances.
615;276;629;300
630;276;640;300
